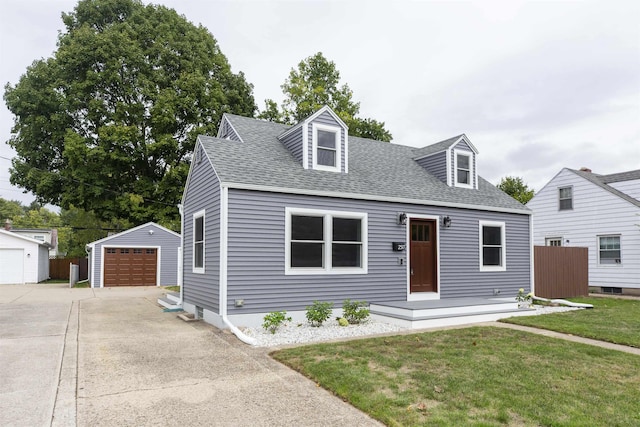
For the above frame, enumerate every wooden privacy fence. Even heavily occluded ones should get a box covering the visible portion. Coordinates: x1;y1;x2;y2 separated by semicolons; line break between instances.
49;257;88;281
534;246;588;299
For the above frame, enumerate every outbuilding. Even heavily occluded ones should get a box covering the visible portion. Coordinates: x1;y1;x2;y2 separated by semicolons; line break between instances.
0;229;50;284
86;222;181;288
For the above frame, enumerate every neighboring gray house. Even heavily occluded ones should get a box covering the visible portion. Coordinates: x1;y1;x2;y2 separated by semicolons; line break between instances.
180;106;533;335
86;222;181;288
528;167;640;295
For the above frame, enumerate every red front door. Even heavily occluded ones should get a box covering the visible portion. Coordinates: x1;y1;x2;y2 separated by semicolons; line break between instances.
410;219;437;293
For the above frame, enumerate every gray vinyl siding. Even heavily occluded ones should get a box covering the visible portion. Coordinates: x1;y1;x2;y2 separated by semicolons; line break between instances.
90;224;180;288
182;144;221;313
225;189;531;314
279;126;303;164
416;151;447;184
219;117;241;141
306;111;347;173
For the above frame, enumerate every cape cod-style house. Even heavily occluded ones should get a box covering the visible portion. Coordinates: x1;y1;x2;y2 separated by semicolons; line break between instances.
178;106;534;341
528;167;640;296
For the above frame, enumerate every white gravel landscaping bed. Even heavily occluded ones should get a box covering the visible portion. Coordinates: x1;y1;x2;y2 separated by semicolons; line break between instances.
243;305;584;348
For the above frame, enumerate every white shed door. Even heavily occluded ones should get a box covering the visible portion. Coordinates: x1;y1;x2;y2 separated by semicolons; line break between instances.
0;249;24;284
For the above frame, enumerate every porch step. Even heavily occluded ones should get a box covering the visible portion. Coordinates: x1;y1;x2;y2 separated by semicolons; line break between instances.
158;296;181;310
369;298;535;329
166;292;180;303
370;298;518;320
370;308;536;329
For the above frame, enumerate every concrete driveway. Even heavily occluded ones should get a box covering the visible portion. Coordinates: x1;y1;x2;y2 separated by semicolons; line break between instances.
0;283;380;427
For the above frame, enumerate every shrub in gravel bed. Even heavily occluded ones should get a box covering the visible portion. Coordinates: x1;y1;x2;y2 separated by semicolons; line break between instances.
305;301;334;327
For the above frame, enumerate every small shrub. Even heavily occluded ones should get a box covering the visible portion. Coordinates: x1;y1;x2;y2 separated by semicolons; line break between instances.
262;311;292;334
342;299;370;324
337;317;349;327
305;301;334;327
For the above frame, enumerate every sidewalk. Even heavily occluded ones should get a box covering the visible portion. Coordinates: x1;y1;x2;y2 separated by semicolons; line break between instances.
484;321;640;356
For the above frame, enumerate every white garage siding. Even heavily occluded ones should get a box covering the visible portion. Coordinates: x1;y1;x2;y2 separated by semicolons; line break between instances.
0;248;24;284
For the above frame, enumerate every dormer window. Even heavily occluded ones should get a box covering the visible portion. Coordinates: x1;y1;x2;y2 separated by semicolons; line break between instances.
454;149;473;188
312;123;341;172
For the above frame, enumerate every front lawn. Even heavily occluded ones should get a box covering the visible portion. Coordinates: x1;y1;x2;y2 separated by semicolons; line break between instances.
272;327;640;426
501;297;640;348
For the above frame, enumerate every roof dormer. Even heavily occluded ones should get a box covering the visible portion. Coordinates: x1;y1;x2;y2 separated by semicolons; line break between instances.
413;134;479;189
217;114;243;142
278;106;349;173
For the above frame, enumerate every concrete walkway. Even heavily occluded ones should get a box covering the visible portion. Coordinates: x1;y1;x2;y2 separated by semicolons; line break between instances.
485;321;640;356
0;283;381;427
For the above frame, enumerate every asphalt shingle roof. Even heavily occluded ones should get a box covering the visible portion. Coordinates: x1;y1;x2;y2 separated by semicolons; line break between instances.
198;114;529;213
569;168;640;208
412;135;464;159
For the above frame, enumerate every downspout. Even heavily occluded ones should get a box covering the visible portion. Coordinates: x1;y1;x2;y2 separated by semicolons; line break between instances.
220;185;256;345
178;203;184;306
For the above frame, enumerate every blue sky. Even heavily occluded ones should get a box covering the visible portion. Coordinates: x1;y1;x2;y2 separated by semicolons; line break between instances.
1;0;638;206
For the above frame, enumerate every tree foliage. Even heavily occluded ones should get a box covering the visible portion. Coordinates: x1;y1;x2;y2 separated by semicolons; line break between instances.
497;176;535;204
4;0;256;226
258;52;392;142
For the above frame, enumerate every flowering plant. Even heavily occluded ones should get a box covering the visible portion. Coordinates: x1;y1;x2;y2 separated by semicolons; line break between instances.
515;288;533;303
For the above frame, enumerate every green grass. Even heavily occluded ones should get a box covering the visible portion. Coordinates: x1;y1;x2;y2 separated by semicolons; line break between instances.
73;282;91;288
42;279;69;284
272;327;640;426
502;297;640;348
164;285;180;292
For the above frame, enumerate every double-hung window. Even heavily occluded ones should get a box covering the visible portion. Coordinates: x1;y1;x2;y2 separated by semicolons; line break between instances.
193;210;205;273
559;187;573;210
479;220;506;271
598;235;621;265
312;123;341;172
286;208;367;274
454;149;473;188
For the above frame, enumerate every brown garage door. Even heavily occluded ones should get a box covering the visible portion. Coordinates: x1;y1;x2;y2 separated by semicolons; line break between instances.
104;248;157;286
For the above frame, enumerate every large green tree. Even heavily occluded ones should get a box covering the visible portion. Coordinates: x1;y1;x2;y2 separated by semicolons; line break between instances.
259;52;392;142
4;0;256;226
497;176;535;204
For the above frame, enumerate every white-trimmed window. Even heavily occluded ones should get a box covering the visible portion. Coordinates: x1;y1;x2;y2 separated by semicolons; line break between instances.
312;123;341;172
479;220;506;271
559;186;572;210
545;237;562;247
33;235;45;242
454;149;473;188
285;207;367;274
193;210;205;274
598;235;621;265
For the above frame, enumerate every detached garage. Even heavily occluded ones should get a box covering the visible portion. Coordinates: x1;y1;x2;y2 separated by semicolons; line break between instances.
0;229;50;284
87;222;181;288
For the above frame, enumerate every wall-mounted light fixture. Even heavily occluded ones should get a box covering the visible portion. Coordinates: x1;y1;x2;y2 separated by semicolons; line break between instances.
442;216;452;228
148;229;154;235
397;212;407;225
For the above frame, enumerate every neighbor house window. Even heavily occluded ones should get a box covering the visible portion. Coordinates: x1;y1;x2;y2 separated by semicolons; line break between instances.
33;235;45;242
598;235;621;265
479;220;506;271
559;186;573;210
286;208;367;274
193;210;205;273
545;237;562;247
312;123;341;172
454;149;473;188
